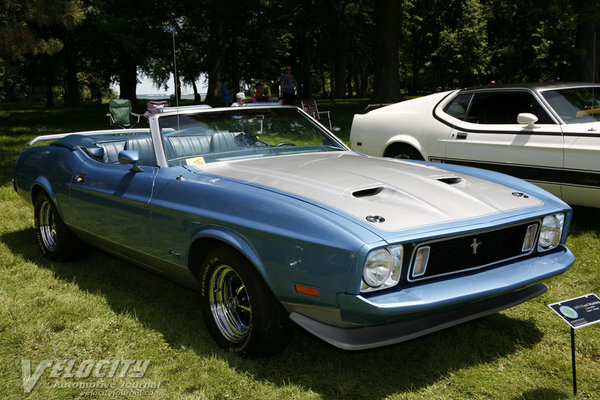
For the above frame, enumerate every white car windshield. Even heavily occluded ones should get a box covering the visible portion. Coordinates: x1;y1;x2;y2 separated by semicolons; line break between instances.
157;107;345;166
541;87;600;124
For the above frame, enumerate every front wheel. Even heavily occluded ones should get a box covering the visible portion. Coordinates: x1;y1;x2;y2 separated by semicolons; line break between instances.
199;247;293;357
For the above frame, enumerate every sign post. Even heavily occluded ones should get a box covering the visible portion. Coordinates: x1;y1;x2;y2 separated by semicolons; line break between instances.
548;293;600;396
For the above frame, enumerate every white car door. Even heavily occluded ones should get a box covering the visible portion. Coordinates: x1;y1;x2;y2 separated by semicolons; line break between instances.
560;123;600;207
438;90;564;198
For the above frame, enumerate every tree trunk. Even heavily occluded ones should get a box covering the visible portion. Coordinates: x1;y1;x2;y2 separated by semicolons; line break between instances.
118;48;138;103
45;80;54;108
63;32;80;107
192;80;201;102
300;34;313;99
334;26;349;99
205;18;226;104
44;58;54;108
372;0;402;103
359;68;368;97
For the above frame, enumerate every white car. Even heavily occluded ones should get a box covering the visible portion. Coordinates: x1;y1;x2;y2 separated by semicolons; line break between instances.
350;83;600;208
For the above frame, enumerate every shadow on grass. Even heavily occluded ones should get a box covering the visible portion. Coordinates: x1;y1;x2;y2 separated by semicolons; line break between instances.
569;206;600;236
2;227;548;399
511;388;570;400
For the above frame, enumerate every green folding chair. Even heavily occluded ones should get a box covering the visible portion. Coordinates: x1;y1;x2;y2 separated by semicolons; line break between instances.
106;99;141;129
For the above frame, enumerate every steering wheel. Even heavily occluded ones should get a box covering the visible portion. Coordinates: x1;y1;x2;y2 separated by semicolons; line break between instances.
274;142;296;147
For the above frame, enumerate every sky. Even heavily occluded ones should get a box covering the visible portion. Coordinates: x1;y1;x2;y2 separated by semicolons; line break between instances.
112;73;208;96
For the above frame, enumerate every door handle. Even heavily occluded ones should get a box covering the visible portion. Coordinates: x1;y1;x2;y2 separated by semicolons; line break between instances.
456;132;468;140
74;174;86;184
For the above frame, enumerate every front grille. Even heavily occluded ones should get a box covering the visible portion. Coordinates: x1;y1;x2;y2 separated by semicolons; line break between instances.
408;222;539;281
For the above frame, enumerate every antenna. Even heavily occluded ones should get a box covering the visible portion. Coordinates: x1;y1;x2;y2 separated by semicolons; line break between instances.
593;32;597;85
590;32;597;132
172;32;180;110
173;33;184;179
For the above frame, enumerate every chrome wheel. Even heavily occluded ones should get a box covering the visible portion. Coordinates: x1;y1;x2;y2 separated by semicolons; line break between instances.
38;199;57;252
208;264;252;343
33;192;86;260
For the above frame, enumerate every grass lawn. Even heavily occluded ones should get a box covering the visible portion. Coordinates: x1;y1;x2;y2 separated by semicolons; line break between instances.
0;102;599;400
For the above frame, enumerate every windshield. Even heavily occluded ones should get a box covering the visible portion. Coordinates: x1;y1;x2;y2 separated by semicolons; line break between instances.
541;87;600;124
157;107;345;166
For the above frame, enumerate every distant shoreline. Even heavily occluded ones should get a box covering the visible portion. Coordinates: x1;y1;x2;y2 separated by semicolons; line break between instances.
137;93;206;100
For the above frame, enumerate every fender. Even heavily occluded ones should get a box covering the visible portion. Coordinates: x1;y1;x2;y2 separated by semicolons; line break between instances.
187;225;267;284
31;177;54;202
30;178;67;220
383;135;426;158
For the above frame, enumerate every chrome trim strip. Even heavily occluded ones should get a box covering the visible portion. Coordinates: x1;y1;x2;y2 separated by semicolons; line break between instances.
28;129;151;146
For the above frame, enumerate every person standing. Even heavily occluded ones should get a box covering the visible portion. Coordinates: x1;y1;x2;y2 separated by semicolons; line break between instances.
221;78;233;106
280;66;298;105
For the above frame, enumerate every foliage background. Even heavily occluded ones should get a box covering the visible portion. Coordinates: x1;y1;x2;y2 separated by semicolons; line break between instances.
1;0;599;106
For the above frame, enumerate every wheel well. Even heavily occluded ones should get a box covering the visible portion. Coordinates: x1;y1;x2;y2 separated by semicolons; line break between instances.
30;185;44;204
188;238;251;280
383;142;424;160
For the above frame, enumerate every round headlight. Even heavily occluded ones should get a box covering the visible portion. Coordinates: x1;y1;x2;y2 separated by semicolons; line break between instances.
539;214;561;250
363;249;393;287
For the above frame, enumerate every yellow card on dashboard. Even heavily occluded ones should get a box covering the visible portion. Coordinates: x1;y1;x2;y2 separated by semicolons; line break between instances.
186;157;205;165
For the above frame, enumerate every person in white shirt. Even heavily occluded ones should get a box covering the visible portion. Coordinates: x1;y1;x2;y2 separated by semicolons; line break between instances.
231;92;246;107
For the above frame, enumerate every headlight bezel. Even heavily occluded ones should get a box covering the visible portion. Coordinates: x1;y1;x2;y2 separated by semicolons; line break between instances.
538;213;565;252
361;244;403;293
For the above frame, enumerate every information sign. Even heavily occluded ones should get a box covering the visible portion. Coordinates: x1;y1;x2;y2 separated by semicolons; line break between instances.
548;293;600;329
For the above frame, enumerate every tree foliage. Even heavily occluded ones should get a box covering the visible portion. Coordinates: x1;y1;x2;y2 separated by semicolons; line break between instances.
1;0;598;106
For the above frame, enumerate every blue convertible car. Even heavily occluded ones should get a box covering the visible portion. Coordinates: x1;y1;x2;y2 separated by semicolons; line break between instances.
13;105;574;356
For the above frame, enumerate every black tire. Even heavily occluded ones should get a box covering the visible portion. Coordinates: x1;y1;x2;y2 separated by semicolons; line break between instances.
385;144;424;160
33;192;86;261
199;246;293;357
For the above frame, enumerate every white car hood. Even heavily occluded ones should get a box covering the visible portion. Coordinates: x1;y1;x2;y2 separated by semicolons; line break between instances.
192;152;542;231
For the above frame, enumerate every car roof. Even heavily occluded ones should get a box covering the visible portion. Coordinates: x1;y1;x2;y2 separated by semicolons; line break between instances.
460;82;600;92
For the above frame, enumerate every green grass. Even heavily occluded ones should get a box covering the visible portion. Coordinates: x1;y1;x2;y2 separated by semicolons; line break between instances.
1;103;599;399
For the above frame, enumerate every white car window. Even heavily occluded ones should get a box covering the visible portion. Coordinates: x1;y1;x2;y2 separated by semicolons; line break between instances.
541;87;600;124
443;94;473;120
447;91;555;125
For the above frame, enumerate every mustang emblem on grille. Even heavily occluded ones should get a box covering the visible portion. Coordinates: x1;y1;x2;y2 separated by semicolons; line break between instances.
470;238;482;254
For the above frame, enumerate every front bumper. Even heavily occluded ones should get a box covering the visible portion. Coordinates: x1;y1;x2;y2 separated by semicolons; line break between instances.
291;283;547;350
290;246;574;350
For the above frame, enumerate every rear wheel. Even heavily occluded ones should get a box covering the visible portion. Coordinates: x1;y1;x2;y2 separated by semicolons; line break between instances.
34;192;86;260
199;246;293;357
384;144;424;160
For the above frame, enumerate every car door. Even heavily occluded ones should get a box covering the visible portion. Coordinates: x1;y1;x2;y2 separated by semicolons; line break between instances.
442;90;564;197
69;154;158;255
559;123;600;207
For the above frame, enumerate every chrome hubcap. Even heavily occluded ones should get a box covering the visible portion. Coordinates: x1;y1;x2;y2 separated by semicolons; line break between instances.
38;200;57;251
209;264;251;343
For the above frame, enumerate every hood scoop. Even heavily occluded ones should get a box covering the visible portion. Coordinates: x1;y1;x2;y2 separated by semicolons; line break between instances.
437;176;465;186
351;176;465;199
352;186;384;198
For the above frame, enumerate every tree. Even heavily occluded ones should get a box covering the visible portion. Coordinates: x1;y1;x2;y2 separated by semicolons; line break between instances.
372;0;402;102
84;0;169;103
483;0;576;83
0;0;86;106
431;0;489;87
572;0;600;81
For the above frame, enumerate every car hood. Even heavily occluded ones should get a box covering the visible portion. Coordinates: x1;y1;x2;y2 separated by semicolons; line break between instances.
191;152;542;231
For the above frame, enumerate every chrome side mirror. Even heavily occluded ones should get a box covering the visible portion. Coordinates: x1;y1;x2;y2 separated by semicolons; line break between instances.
517;113;538;129
118;150;143;172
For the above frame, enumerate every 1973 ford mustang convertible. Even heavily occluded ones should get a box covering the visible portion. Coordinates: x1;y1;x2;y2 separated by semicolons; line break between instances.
13;105;575;356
